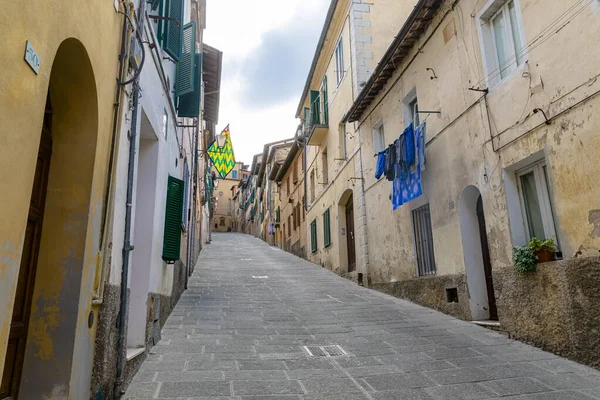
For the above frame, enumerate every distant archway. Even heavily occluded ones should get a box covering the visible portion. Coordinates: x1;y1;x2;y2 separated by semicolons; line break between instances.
14;38;99;400
459;186;498;321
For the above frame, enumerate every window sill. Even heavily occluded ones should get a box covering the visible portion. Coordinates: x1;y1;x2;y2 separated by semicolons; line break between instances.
487;61;528;93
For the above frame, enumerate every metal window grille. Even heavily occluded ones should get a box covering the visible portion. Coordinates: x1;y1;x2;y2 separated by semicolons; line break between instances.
412;204;436;276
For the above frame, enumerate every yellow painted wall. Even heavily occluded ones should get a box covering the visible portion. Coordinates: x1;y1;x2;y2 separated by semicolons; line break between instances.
0;1;121;398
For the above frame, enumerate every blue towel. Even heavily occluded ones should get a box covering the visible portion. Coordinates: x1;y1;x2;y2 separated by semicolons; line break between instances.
375;151;386;179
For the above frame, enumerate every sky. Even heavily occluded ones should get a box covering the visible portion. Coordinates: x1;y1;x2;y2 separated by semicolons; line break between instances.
204;0;330;167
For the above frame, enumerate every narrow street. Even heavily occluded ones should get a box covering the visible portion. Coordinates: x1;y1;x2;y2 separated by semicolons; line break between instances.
125;233;600;400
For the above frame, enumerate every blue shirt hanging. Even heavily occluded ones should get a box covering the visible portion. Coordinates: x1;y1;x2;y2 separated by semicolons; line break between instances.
375;150;386;179
392;124;423;210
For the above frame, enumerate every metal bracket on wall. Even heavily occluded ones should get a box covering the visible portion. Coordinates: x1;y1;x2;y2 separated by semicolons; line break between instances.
148;15;181;26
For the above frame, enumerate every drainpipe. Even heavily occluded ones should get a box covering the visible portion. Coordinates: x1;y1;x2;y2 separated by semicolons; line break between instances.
115;0;145;396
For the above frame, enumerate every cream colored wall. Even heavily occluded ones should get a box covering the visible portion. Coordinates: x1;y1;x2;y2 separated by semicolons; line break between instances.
279;152;306;253
213;178;239;232
354;0;600;284
0;1;120;397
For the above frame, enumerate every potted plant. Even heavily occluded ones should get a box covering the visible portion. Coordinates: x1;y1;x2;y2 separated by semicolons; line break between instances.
513;245;537;274
528;237;557;263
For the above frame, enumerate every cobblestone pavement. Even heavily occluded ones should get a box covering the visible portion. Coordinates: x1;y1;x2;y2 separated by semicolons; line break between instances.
124;233;600;400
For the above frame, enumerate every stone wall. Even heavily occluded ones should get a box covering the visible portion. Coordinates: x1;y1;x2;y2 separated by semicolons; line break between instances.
493;257;600;369
90;261;187;399
370;273;472;321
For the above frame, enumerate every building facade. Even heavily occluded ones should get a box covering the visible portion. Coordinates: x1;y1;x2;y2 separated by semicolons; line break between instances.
212;162;247;232
239;0;600;370
299;0;418;278
1;0;222;398
340;0;600;367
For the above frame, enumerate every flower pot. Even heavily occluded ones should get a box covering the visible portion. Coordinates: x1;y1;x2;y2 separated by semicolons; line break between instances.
535;249;556;263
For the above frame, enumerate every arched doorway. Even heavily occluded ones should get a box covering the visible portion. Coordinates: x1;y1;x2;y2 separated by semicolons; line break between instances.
459;186;498;321
338;189;356;273
1;38;99;400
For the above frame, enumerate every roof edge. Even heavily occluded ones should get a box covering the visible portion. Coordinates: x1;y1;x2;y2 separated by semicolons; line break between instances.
295;0;340;118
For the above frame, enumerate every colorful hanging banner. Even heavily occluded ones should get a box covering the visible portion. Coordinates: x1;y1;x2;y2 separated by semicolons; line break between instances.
207;124;236;178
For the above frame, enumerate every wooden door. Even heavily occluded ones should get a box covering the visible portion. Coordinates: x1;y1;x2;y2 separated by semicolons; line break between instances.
477;195;498;321
345;196;356;273
1;106;52;400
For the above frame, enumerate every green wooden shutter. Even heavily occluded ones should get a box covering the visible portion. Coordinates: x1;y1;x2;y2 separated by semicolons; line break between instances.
310;90;321;125
322;76;329;125
162;176;184;262
323;208;331;248
178;53;202;117
163;0;184;61
150;0;161;11
176;22;196;96
311;219;317;253
182;163;189;229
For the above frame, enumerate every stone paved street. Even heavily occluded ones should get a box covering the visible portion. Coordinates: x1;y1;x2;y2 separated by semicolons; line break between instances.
124;233;600;400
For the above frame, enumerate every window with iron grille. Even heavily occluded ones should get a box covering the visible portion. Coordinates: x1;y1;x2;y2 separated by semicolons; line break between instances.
323;208;331;248
412;204;436;276
311;219;318;253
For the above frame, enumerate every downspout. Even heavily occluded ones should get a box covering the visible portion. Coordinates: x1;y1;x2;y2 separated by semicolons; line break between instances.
115;0;145;396
92;1;130;306
357;143;370;285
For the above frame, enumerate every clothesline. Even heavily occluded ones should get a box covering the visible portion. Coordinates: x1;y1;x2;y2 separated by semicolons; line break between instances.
373;115;432;158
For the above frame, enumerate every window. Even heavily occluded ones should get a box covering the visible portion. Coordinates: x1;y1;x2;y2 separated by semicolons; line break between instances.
232;170;238;179
516;161;559;248
310;170;315;202
227;200;232;215
162;109;168;139
293;161;298;184
412;204;436;276
293;205;297;230
478;0;526;87
286;177;290;194
288;216;291;237
323;208;331;248
322;148;328;185
320;76;329;125
403;90;419;128
335;36;345;85
311;219;318;253
372;120;385;153
339;123;347;159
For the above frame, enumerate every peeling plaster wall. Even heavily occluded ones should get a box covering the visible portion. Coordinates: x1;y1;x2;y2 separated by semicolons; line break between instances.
350;0;600;357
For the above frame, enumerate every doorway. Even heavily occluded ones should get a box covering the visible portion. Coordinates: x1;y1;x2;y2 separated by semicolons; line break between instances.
0;99;53;400
345;195;356;273
127;113;160;351
459;186;498;321
477;195;498;320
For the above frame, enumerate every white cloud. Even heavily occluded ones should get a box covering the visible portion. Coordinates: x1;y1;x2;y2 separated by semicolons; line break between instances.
204;0;329;165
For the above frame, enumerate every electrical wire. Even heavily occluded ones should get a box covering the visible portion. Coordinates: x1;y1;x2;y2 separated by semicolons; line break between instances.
471;0;593;89
118;11;146;86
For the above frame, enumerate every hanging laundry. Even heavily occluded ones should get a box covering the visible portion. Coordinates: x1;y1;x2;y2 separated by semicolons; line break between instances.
416;121;426;171
375;150;386;179
392;123;423;210
384;143;396;181
403;123;416;167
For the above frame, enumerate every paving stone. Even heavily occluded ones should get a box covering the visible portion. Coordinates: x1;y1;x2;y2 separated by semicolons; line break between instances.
300;377;363;394
480;377;553;396
535;373;600;390
187;360;237;371
156;370;224;381
232;380;304;396
159;381;231;397
363;373;436;391
123;233;600;399
423;367;492;385
425;383;497;399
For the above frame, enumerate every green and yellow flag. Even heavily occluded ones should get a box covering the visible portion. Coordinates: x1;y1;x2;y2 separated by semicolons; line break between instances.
207;124;236;178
